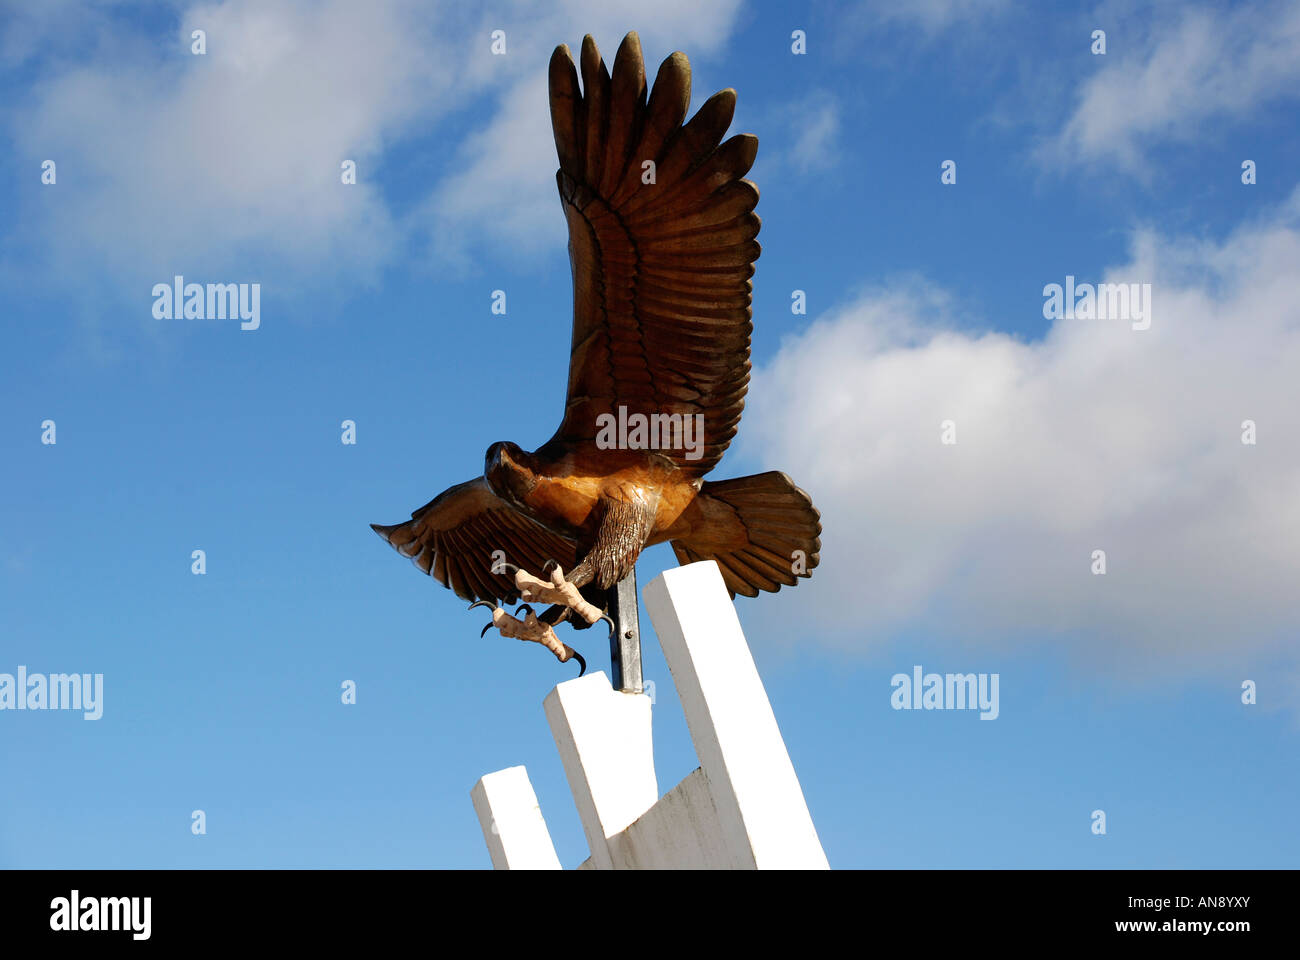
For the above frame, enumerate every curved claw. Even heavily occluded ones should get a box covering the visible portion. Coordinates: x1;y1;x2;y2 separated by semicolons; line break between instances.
492;562;520;577
597;613;616;640
541;559;560;577
514;603;535;618
470;600;499;640
571;650;586;676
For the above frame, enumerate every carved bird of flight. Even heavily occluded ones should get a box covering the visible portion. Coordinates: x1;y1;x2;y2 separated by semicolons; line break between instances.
372;32;821;673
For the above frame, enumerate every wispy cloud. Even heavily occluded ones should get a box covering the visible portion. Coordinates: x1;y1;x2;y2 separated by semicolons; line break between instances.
854;0;1009;34
3;0;746;290
763;90;841;175
420;3;746;267
1044;0;1300;171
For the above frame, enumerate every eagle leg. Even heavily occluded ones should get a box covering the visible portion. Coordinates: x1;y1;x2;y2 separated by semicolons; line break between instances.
467;600;586;675
513;564;615;638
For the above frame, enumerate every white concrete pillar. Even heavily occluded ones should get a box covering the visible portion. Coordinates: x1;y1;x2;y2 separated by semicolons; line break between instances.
642;561;829;869
543;671;657;869
470;765;561;870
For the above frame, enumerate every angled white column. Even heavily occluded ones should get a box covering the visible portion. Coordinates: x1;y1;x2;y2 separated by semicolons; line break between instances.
473;563;829;870
543;671;657;869
643;561;829;869
605;766;731;869
470;765;562;870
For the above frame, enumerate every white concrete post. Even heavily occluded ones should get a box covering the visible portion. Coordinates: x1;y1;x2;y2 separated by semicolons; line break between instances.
471;560;828;869
642;561;829;869
470;765;562;870
543;671;657;869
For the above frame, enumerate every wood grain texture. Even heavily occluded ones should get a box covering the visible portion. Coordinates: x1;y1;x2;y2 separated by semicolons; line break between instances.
538;32;759;479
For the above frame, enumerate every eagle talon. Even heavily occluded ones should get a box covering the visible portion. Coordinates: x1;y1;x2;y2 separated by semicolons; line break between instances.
511;563;606;627
470;599;501;638
598;613;615;639
470;595;588;673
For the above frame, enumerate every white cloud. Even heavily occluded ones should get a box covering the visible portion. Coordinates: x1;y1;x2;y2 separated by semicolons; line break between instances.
10;0;474;290
742;189;1300;683
422;3;746;266
6;0;745;288
1047;1;1300;170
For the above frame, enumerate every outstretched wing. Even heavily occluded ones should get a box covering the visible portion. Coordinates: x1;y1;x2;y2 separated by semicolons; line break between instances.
540;33;759;477
370;478;580;603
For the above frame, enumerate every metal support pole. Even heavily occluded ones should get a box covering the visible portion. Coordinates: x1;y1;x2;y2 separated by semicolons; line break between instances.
606;571;643;694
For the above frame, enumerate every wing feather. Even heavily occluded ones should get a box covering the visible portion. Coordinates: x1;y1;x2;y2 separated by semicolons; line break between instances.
370;478;579;603
542;33;758;477
598;33;647;197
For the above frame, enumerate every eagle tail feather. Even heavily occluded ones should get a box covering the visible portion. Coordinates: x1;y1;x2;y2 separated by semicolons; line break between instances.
670;471;821;598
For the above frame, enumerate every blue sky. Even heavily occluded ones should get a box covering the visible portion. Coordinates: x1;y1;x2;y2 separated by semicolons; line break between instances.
2;0;1298;868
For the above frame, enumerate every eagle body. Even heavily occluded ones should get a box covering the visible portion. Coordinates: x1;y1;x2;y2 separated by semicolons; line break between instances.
373;32;821;619
486;440;702;586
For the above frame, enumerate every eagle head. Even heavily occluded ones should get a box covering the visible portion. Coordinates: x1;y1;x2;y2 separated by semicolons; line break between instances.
484;441;536;507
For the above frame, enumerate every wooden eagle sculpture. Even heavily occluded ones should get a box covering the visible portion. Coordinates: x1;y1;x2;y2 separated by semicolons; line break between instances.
372;32;821;673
